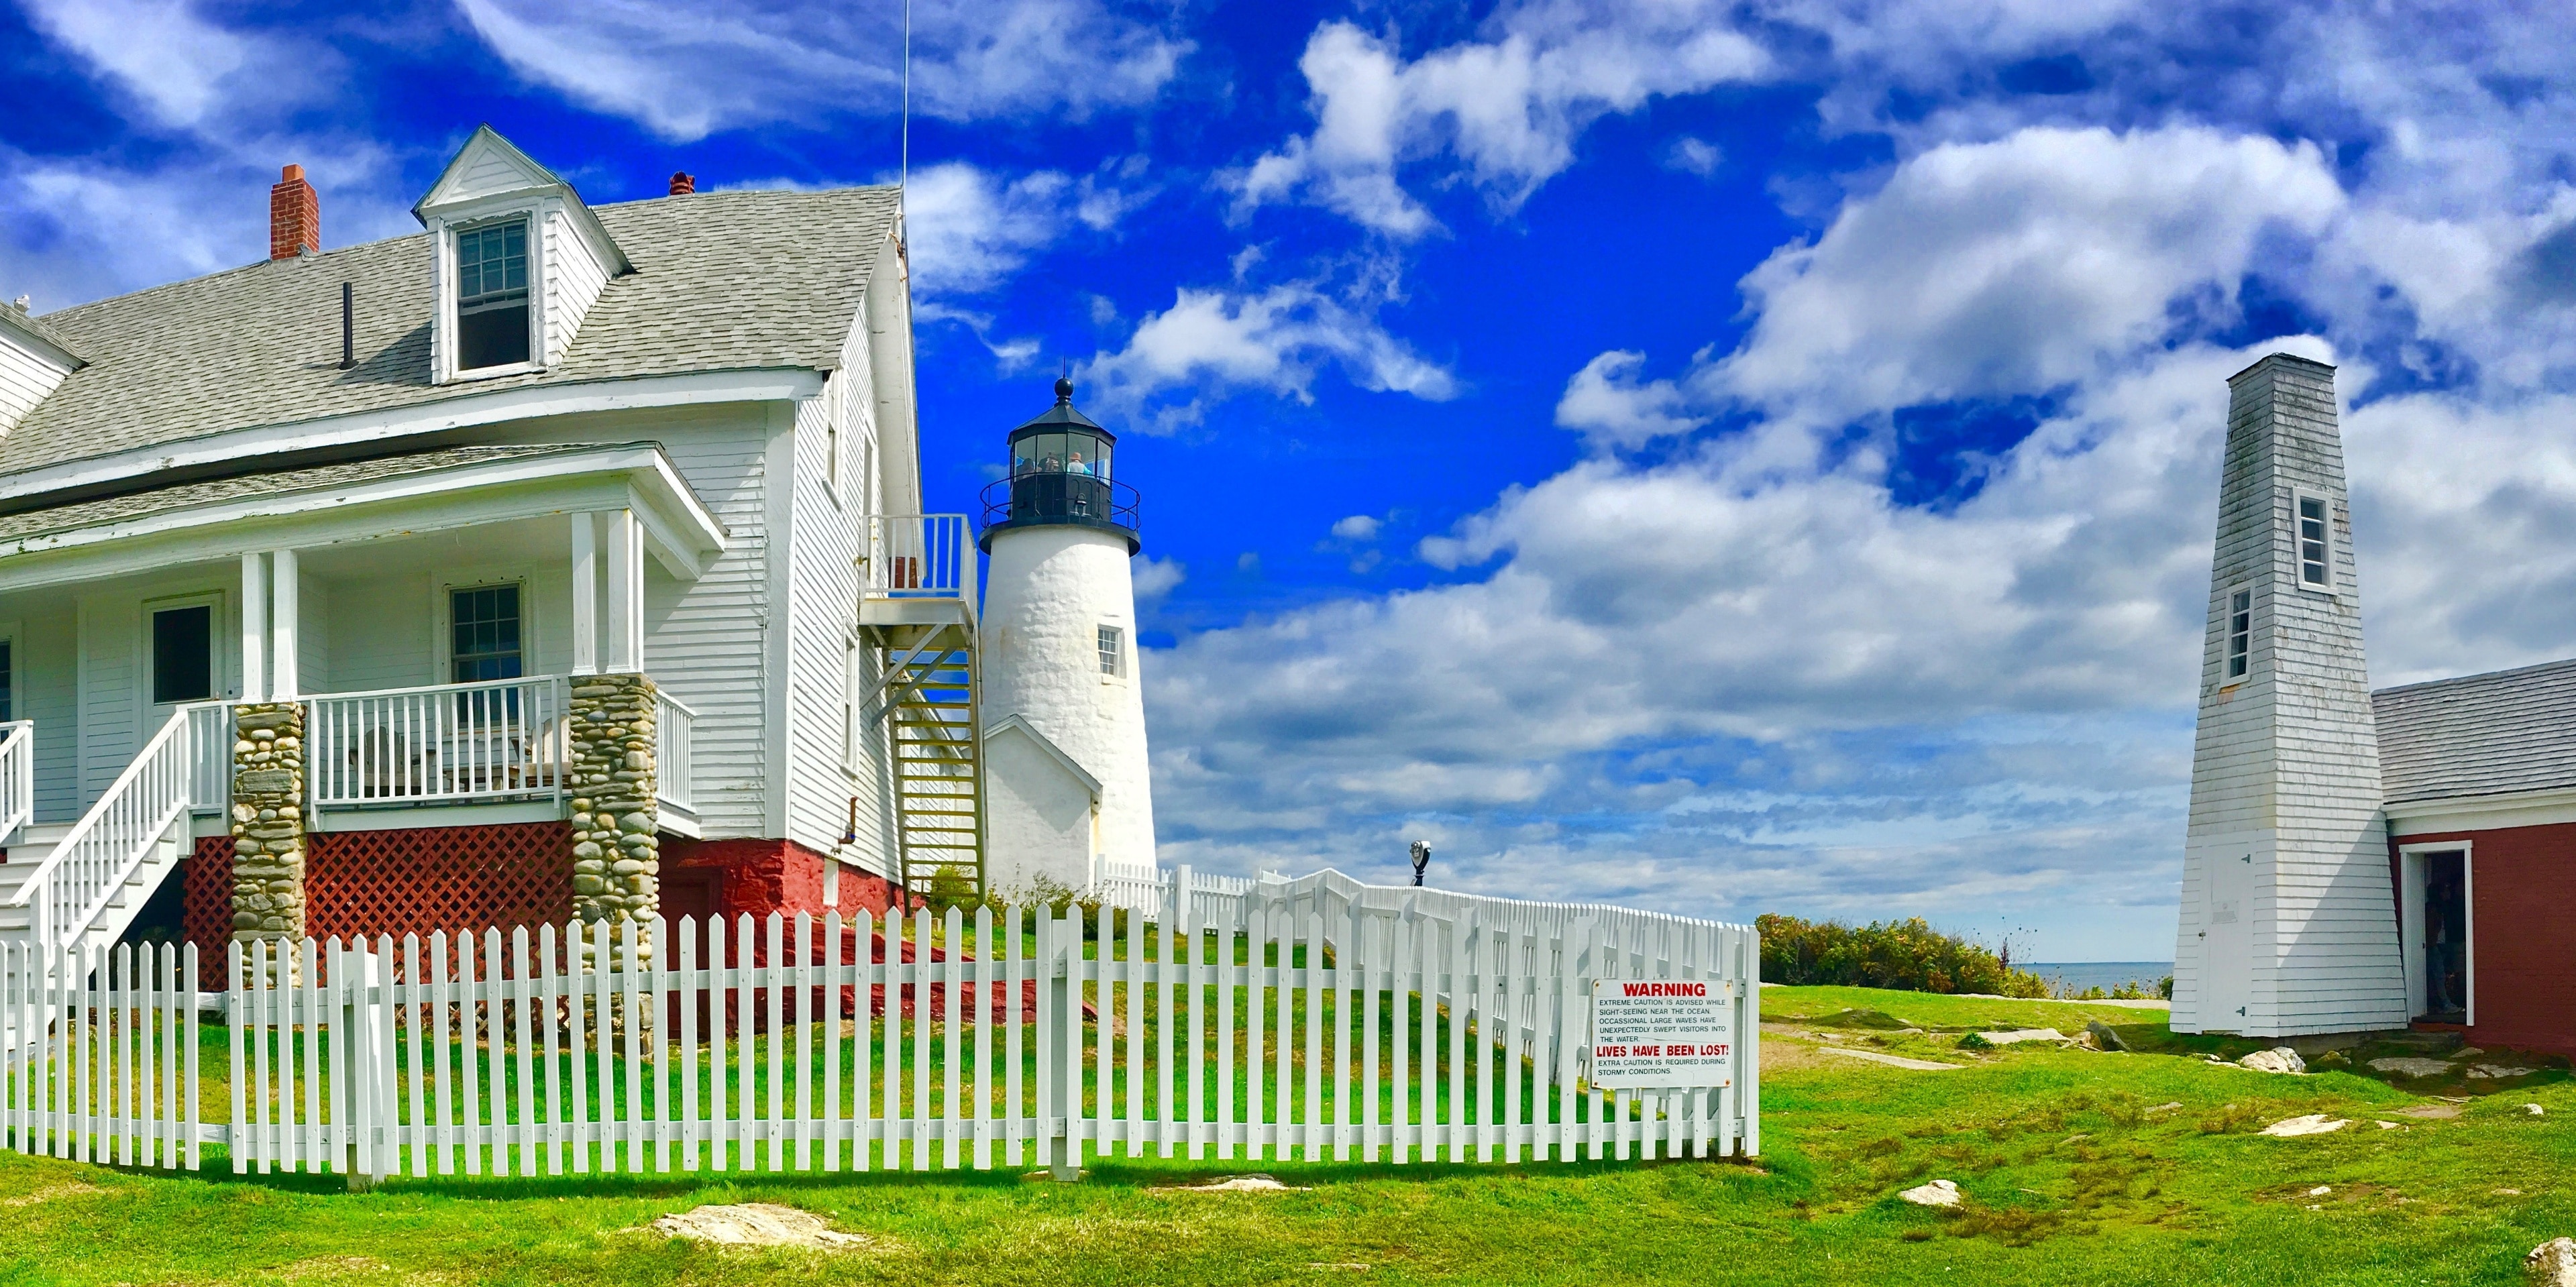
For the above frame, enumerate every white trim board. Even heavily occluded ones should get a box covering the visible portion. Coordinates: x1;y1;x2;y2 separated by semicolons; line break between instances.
2395;840;2475;1027
0;445;727;593
2386;785;2576;836
0;368;822;508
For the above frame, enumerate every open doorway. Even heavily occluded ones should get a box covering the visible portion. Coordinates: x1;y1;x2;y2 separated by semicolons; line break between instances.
2400;844;2471;1025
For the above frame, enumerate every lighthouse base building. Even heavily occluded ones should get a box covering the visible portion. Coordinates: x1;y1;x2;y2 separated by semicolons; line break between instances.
2175;353;2576;1055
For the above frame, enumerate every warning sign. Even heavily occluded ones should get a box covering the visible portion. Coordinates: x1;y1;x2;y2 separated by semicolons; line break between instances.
1590;978;1735;1089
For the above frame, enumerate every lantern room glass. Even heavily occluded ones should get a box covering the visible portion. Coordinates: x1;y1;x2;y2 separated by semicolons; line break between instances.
1012;429;1112;480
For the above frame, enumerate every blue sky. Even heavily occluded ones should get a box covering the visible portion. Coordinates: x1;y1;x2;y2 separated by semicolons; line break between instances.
11;1;2576;960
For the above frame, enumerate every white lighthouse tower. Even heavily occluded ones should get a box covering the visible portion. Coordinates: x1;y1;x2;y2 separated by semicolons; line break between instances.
976;378;1158;897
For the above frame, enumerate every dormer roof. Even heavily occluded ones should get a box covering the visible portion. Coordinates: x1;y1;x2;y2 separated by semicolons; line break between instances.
412;125;633;276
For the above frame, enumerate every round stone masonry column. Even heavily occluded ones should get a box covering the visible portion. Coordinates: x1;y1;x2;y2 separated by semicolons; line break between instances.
568;673;660;939
229;702;307;948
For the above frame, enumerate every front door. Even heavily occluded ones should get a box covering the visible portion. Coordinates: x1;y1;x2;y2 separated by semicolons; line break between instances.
2197;838;2257;1031
143;594;220;731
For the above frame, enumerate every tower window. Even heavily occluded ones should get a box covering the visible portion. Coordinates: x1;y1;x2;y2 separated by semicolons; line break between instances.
1097;625;1124;678
2296;492;2331;590
2226;587;2251;680
454;219;531;370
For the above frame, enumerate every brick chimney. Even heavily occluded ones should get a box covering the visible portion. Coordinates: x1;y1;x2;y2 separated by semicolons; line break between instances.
669;172;696;195
270;164;319;260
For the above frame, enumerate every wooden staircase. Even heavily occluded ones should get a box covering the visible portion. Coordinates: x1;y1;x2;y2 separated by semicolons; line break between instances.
873;620;986;906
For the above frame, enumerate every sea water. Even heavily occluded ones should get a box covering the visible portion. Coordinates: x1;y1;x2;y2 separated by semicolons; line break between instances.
2025;961;2171;997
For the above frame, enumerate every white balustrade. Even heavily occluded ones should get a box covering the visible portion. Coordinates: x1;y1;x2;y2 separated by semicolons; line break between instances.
6;708;194;951
863;514;977;603
182;702;233;812
0;722;31;845
654;690;695;813
306;677;567;808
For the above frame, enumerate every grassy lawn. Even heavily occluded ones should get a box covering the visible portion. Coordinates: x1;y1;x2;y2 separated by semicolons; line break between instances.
0;985;2568;1284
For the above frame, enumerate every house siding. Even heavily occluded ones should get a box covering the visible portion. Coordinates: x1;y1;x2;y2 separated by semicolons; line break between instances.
19;594;76;824
540;203;609;366
0;329;70;435
2175;354;2408;1036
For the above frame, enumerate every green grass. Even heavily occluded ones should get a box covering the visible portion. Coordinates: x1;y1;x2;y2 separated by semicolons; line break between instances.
0;986;2567;1284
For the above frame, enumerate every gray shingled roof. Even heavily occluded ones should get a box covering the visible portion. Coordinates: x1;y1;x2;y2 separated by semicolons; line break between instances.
5;186;900;478
0;445;606;543
2374;657;2576;803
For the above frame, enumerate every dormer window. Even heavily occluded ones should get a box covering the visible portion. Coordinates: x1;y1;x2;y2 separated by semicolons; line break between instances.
455;219;531;370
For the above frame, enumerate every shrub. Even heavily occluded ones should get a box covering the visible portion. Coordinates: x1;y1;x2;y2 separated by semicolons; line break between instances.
1755;913;2050;997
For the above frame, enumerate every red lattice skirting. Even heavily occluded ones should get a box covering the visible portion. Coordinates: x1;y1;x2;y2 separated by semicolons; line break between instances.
182;824;574;989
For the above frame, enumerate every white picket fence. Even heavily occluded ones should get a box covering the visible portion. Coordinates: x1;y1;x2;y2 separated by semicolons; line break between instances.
0;870;1756;1180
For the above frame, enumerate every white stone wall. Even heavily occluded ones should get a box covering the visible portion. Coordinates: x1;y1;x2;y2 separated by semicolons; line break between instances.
2174;353;2409;1036
980;525;1157;883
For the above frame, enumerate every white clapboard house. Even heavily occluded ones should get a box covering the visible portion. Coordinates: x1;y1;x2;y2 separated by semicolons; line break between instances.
0;127;1100;980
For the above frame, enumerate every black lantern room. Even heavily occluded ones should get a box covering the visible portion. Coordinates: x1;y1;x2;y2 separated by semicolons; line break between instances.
978;377;1140;553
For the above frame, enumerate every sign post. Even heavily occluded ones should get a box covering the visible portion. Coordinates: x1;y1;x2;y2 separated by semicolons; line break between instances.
1590;979;1735;1088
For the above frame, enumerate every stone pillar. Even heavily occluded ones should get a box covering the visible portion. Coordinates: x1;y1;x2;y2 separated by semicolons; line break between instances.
569;673;659;932
229;702;307;946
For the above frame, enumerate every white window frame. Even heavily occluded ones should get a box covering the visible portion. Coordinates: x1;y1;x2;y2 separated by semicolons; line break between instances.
1097;622;1126;682
2291;488;2335;594
142;590;226;713
430;570;538;687
2396;840;2474;1027
843;634;865;775
433;207;548;384
2222;584;2252;683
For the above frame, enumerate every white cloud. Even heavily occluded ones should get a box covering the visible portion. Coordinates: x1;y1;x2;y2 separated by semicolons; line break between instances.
1715;126;2344;425
899;161;1146;296
1330;514;1382;541
1662;135;1725;178
19;0;278;127
1233;7;1766;235
454;0;1187;141
1077;278;1458;431
1132;555;1187;602
1554;349;1706;449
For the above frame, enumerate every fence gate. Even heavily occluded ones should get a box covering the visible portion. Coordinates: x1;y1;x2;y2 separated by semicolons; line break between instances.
0;869;1756;1180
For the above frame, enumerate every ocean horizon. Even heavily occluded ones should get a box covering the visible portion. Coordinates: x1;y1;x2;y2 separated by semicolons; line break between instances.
2025;960;2172;995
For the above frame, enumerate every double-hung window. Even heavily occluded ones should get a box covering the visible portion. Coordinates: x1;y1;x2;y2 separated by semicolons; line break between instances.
1097;625;1124;679
2224;587;2251;681
2295;492;2332;590
451;585;524;684
454;219;531;370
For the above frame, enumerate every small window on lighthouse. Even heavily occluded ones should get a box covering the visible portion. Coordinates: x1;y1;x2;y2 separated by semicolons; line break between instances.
2295;492;2332;590
1097;624;1124;678
2226;587;2251;680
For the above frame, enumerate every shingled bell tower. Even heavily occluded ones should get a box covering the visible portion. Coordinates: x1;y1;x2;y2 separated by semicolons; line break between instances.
2171;353;2409;1037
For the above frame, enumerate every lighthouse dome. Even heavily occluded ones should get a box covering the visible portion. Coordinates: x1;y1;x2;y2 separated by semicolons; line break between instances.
979;378;1139;553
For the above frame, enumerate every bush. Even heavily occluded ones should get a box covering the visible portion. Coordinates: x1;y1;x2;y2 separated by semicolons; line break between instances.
1756;913;2050;997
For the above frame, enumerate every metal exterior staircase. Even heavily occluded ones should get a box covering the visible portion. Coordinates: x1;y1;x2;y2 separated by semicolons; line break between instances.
874;621;986;905
0;708;196;956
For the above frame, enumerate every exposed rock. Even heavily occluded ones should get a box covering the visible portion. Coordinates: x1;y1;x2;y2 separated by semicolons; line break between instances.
2369;1056;2453;1078
649;1203;872;1249
2395;1103;2462;1120
1815;1047;1964;1071
2239;1048;2307;1074
2455;1047;2485;1060
1898;1179;1961;1207
2468;1064;2535;1080
2528;1237;2576;1287
2259;1114;2351;1137
2085;1020;2128;1052
1975;1028;2066;1046
1151;1174;1309;1194
2530;1104;2548;1117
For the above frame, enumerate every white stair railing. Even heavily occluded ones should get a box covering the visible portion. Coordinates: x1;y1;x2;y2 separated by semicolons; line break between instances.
0;721;32;845
183;702;233;812
5;708;193;950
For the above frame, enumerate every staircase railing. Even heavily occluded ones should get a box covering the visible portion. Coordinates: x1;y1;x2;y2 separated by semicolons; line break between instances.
0;720;32;845
4;708;193;950
654;689;696;813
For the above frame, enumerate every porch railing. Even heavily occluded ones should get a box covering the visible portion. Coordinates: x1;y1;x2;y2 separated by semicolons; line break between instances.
654;689;695;813
307;677;568;809
0;722;31;845
184;702;233;812
863;514;977;605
